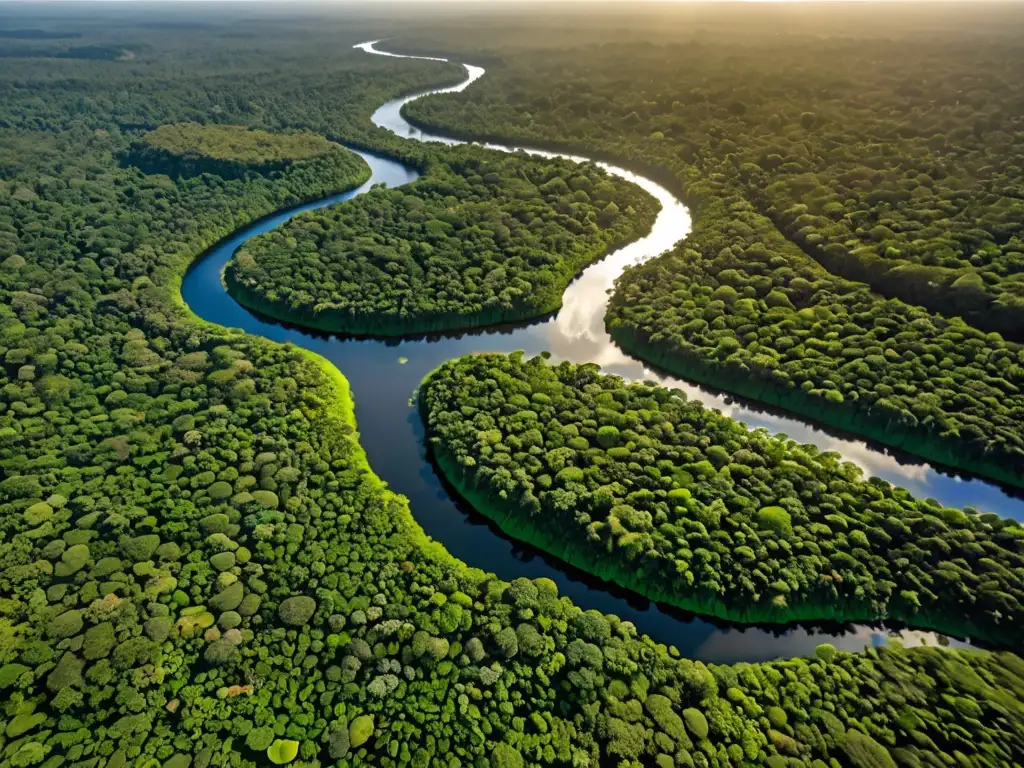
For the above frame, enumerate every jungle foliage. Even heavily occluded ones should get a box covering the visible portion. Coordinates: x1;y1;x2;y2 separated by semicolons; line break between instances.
404;16;1024;334
420;352;1024;648
226;150;656;335
402;16;1024;486
1;6;1023;768
133;124;343;180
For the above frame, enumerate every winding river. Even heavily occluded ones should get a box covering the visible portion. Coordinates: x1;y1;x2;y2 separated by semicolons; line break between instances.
181;40;1024;662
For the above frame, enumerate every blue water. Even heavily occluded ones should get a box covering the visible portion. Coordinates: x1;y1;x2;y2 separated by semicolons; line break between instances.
180;42;1021;662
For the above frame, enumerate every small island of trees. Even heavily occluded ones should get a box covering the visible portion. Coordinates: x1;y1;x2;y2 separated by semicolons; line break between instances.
225;147;657;335
132;123;359;180
420;352;1024;649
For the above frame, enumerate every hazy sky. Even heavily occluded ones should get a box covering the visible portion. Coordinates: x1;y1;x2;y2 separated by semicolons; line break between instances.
16;0;1023;5
28;0;1023;3
17;0;1024;5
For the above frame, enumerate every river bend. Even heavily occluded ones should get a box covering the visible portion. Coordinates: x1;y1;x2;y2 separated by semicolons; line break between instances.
181;40;1022;661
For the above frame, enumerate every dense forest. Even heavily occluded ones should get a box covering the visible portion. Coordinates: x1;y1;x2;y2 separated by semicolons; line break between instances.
420;352;1024;647
226;150;656;335
131;124;346;180
404;15;1024;335
1;5;1023;768
402;18;1024;487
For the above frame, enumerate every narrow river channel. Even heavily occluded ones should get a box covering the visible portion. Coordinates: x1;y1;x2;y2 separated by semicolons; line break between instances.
182;40;1022;662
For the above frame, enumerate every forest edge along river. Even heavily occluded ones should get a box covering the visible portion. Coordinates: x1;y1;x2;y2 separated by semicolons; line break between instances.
181;39;1023;662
